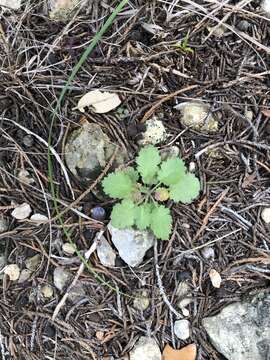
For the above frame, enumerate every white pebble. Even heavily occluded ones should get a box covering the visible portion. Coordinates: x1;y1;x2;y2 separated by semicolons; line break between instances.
18;269;32;283
30;214;48;222
261;208;270;224
11;203;31;220
189;162;196;172
4;264;20;281
62;243;76;255
262;0;270;15
174;319;190;340
41;285;54;298
209;269;222;288
201;246;215;260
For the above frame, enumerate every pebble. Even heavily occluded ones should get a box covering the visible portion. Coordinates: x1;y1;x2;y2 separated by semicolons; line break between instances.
4;264;20;281
62;242;76;255
0;0;21;10
262;0;270;16
96;235;116;267
41;285;54;298
11;203;32;220
261;208;270;224
237;20;250;31
176;281;192;314
23;134;34;147
160;146;180;161
138;118;167;146
0;218;8;233
175;100;218;133
174;319;191;340
201;246;215;260
18;269;32;283
18;169;35;185
25;254;41;272
130;336;161;360
91;206;106;221
30;214;48;222
133;290;150;311
53;267;85;302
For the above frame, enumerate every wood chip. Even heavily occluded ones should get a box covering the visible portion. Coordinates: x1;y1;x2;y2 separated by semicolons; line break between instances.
209;269;222;288
163;344;197;360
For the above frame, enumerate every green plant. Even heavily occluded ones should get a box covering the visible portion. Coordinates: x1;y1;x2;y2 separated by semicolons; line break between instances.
173;31;194;54
102;146;200;240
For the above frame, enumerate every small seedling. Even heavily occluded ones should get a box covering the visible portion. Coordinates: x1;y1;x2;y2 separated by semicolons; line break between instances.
173;31;194;54
102;146;200;240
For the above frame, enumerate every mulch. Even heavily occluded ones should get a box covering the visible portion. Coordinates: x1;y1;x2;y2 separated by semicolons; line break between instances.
0;1;270;359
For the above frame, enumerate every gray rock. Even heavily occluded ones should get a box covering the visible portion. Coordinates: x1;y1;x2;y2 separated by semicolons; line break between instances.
201;246;215;260
65;121;127;180
108;224;155;267
175;101;218;133
25;254;41;272
0;218;8;233
160;146;180;161
130;336;161;360
203;291;270;360
0;0;21;10
97;235;116;267
18;269;32;283
174;319;190;340
53;267;85;303
49;0;85;20
176;281;193;314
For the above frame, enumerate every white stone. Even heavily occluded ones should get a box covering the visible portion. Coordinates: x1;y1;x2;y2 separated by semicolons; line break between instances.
49;0;84;19
108;224;155;267
53;267;85;302
4;264;20;281
133;290;150;311
209;269;222;288
41;285;54;298
62;243;76;255
97;236;116;267
139;118;167;145
0;0;21;10
30;214;48;222
201;246;215;260
203;291;270;360
175;101;218;133
176;281;193;311
261;208;270;224
25;254;41;272
11;203;31;220
130;336;161;360
174;319;191;340
18;169;34;185
262;0;270;15
18;269;32;283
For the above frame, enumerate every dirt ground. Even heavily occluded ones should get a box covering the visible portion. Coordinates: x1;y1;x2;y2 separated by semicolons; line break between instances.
0;1;270;359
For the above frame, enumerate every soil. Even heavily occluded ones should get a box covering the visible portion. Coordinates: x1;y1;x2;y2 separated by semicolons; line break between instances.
0;1;270;359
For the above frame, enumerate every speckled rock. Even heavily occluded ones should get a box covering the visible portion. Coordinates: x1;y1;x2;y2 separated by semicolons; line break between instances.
203;291;270;360
139;118;167;145
65;121;128;180
175;101;218;133
133;290;150;311
49;0;85;20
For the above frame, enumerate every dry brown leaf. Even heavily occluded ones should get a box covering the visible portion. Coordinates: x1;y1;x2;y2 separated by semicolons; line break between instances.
209;269;222;288
163;344;197;360
77;90;121;114
261;109;270;117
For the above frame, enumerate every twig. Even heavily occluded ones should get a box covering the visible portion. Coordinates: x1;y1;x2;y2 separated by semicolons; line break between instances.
52;230;104;321
154;241;182;318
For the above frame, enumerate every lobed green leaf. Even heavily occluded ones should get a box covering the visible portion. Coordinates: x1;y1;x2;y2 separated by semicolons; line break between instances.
170;173;200;203
134;204;152;230
136;145;161;184
158;158;186;186
102;171;134;199
111;199;136;229
150;205;172;240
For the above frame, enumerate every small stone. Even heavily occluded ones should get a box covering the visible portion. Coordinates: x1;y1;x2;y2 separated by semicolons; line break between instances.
130;336;161;360
209;269;222;288
62;243;76;255
41;285;54;298
97;236;116;267
30;214;48;222
207;24;226;37
244;110;253;121
262;0;270;16
160;146;180;160
175;101;218;133
25;254;41;272
203;291;270;360
53;267;85;302
91;206;106;221
174;319;190;340
0;218;8;233
201;246;215;260
11;203;32;220
261;208;270;224
189;162;196;172
0;0;21;10
96;331;104;341
49;0;85;20
138;118;167;145
133;290;150;311
23;135;34;147
176;281;192;312
237;20;250;31
18;169;35;185
18;269;32;283
108;224;155;267
4;264;20;281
